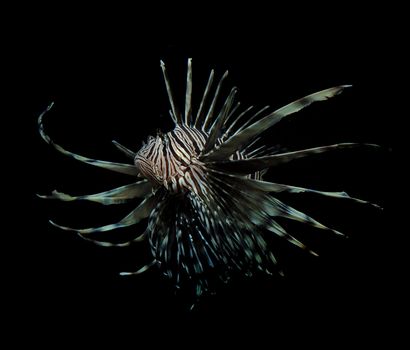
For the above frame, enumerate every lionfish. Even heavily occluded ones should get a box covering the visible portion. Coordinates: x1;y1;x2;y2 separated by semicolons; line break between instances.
38;59;380;300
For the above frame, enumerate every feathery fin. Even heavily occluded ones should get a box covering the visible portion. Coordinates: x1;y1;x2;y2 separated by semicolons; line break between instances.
185;58;193;125
161;60;181;124
202;85;352;161
202;70;229;131
37;180;152;205
38;103;138;176
77;231;146;247
49;195;157;234
194;70;215;128
207;143;380;174
119;260;157;276
112;140;136;159
267;197;345;236
202;87;237;154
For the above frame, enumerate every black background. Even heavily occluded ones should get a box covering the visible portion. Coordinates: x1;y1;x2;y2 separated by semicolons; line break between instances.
8;19;401;345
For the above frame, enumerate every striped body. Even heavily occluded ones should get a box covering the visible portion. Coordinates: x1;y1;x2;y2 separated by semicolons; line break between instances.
135;125;258;196
38;59;380;304
135;125;207;194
